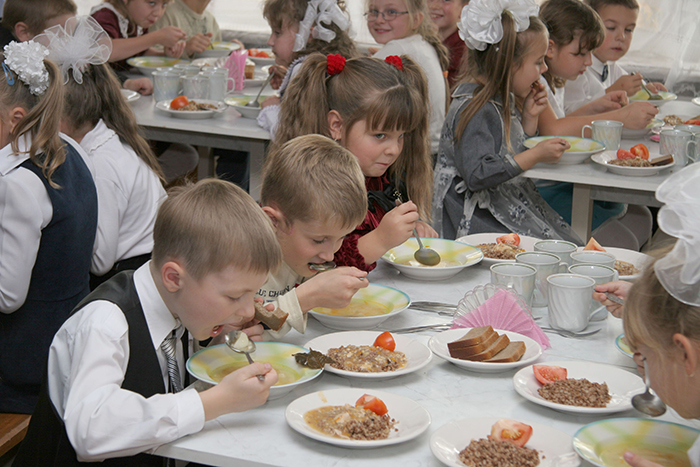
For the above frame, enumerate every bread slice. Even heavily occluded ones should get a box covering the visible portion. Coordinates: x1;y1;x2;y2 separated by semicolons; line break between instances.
447;326;495;352
254;301;288;331
484;341;526;363
456;334;510;362
448;331;499;359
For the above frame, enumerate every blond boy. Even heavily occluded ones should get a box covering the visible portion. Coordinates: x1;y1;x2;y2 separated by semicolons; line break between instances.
14;180;282;466
258;135;368;338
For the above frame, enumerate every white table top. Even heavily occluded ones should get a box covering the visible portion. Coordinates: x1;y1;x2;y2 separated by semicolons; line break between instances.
154;259;700;467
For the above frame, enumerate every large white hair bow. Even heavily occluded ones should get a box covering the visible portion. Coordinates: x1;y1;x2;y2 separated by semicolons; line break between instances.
3;41;50;95
33;16;112;85
458;0;539;51
654;163;700;306
293;0;351;52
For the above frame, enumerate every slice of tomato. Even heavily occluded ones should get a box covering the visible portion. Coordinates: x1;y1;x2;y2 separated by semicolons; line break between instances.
617;149;635;160
373;331;396;351
355;394;388;416
630;144;650;160
533;365;567;385
489;419;533;447
170;95;189;110
684;119;700;126
496;233;521;247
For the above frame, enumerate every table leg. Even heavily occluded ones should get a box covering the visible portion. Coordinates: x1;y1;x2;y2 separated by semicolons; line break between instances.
197;146;215;179
248;140;267;201
571;183;593;241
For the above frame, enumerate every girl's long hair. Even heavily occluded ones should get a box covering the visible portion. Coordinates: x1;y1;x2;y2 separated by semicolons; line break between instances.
0;54;66;187
63;63;164;181
274;53;433;219
403;0;450;72
454;14;547;150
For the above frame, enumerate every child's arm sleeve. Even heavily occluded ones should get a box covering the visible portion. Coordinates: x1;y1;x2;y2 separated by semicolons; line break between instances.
334;233;376;273
261;289;306;339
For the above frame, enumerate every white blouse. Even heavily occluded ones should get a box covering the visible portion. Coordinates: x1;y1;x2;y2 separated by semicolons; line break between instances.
564;54;627;114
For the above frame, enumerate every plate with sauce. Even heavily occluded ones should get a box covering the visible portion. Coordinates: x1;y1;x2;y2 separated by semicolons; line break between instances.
381;238;483;281
574;418;699;467
186;342;322;399
309;283;410;330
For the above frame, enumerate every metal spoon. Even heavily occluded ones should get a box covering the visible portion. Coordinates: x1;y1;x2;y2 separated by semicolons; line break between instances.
245;72;272;108
632;358;667;417
413;230;441;266
634;73;663;101
540;327;601;338
309;261;336;272
605;292;625;306
224;330;265;381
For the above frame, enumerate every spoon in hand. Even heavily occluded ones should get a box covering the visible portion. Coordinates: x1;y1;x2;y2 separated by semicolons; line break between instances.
225;330;265;381
309;261;336;272
413;230;441;266
245;72;272;108
632;358;666;416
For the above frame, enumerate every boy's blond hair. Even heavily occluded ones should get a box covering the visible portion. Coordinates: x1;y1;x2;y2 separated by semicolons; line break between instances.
261;135;367;230
153;179;282;280
2;0;76;36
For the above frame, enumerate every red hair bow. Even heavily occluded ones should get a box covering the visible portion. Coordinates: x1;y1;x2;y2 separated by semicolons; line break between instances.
327;54;346;76
385;55;403;71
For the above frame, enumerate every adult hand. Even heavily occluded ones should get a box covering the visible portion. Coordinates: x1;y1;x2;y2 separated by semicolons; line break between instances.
592;280;632;318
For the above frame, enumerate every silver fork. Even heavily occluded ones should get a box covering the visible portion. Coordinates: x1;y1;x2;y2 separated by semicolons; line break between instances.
540;327;601;338
385;323;452;333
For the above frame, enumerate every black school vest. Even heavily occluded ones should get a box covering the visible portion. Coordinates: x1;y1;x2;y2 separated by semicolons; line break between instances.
0;143;97;414
13;271;190;467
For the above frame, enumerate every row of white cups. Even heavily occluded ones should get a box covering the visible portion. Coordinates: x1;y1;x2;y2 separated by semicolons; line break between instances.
152;64;234;104
489;239;617;333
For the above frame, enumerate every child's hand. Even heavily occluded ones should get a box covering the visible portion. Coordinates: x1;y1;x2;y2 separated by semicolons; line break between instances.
298;267;368;311
415;220;438;238
186;32;213;55
623;451;663;467
123;77;153;95
268;65;287;90
523;81;548;119
620;102;659;130
646;82;667;93
534;137;570;164
165;41;186;58
590;90;628;112
593;280;632;318
261;95;281;108
154;26;187;48
608;73;643;96
202;363;278;419
375;201;419;251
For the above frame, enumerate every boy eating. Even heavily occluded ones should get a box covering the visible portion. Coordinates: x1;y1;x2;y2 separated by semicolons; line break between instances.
564;0;667;113
258;135;369;338
14;179;282;466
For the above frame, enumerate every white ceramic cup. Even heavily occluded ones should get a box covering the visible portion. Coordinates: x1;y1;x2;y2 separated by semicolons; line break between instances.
582;120;624;151
515;252;568;307
568;264;617;321
490;263;537;307
201;71;235;101
533;240;578;265
152;70;182;103
174;63;201;76
547;274;597;332
570;251;616;269
181;74;210;100
660;129;699;166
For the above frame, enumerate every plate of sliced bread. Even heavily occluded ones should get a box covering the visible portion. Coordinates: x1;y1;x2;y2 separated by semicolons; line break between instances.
428;327;542;373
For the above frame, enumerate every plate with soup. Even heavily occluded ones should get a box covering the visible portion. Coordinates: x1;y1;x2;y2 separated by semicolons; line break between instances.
309;284;410;330
381;238;483;281
186;342;323;399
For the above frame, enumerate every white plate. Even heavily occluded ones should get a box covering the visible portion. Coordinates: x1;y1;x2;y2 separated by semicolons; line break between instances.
574;418;700;467
303;331;432;380
615;334;633;358
576;245;651;281
431;416;580;467
155;99;226;119
120;89;140;103
194;41;241;58
244;67;271;87
524;136;605;164
513;361;645;414
693;97;700;107
224;94;263;119
629;90;678;106
308;283;410;330
126;56;189;76
186;343;323;400
247;48;275;66
621;118;663;139
429;328;542;373
455;233;541;265
285;388;431;448
381;238;483;281
591;151;675;177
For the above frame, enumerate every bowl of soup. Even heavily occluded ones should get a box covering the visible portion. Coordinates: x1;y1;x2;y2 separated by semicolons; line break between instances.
381;238;484;281
309;284;411;330
186;342;323;400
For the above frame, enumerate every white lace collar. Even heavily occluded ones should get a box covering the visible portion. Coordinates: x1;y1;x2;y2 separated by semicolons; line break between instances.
90;3;143;39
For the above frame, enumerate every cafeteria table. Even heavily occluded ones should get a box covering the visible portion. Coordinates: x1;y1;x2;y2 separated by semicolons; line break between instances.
153;259;700;467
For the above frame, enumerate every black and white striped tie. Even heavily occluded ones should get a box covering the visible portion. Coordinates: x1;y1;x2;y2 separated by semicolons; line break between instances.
161;329;183;393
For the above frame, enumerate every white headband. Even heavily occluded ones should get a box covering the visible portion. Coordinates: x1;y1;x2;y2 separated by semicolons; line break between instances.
3;41;50;95
33;16;112;85
654;163;700;306
293;0;351;52
458;0;539;51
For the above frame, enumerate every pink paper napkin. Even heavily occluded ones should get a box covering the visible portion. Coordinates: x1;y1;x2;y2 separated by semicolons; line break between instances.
451;288;551;349
224;49;248;91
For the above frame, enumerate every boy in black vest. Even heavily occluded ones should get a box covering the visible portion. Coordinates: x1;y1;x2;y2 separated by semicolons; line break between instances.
14;179;282;467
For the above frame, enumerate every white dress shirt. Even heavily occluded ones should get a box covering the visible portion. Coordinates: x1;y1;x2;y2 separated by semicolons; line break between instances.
74;120;166;275
564;55;627;114
48;263;205;462
0;135;53;313
373;34;446;154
